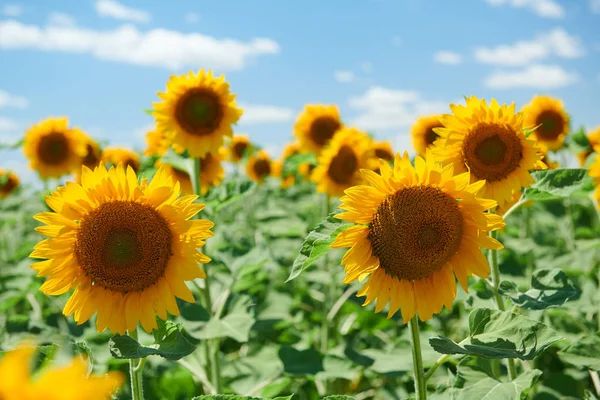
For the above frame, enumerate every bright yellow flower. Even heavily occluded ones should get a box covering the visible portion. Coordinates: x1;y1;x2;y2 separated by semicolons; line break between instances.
101;147;140;173
23;117;87;179
522;95;570;151
271;159;295;189
153;69;243;158
30;163;214;334
225;134;251;163
298;162;316;180
144;128;170;157
80;136;102;170
294;105;343;154
0;169;19;199
247;150;272;184
433;96;546;209
411;115;444;156
577;126;600;167
282;142;301;159
158;150;225;196
589;149;600;203
371;140;394;162
332;151;505;322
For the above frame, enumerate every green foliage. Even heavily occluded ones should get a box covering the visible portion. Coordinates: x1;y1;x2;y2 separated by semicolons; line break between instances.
523;169;592;201
500;269;580;310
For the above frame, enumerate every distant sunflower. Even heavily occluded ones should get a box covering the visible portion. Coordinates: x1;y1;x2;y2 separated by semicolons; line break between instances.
299;162;316;180
522;95;570;151
411;115;444;156
226;134;251;162
282;142;301;160
23;117;87;179
161;150;225;195
0;169;19;199
271;159;295;189
30;163;214;334
433;96;546;209
372;141;394;162
153;69;243;158
589;150;600;203
247;150;272;184
294;105;343;153
81;137;102;170
0;344;123;400
311;127;375;197
144;128;170;157
577;126;600;167
157;162;193;196
101;147;140;173
331;151;505;322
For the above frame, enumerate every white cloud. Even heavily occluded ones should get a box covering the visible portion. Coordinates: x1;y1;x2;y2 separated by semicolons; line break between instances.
0;117;19;133
185;12;200;24
474;28;585;66
592;0;600;13
484;64;579;89
0;20;280;71
484;0;564;18
95;0;151;23
1;4;22;17
0;90;28;109
434;51;462;65
238;104;294;125
392;36;402;46
333;70;355;83
48;12;76;27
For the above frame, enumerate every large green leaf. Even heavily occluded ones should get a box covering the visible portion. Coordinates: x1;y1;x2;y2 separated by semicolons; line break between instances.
282;153;317;178
499;268;580;310
193;396;293;400
429;308;562;360
278;345;324;376
558;334;600;370
286;212;351;282
160;148;193;174
522;169;592;201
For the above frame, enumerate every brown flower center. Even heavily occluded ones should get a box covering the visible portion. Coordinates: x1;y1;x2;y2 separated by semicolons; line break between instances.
123;158;139;172
82;144;101;168
75;201;173;292
535;110;565;141
175;89;223;136
232;141;248;159
368;186;464;281
374;147;394;161
462;122;523;183
253;159;271;178
0;174;18;194
425;127;440;146
309;116;341;147
328;145;358;185
38;132;70;165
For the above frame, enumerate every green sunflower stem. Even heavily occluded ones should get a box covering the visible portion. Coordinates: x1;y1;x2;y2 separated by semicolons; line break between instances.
128;328;145;400
409;314;427;400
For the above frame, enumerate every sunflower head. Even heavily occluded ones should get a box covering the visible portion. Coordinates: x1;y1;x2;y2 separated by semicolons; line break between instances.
589;150;600;203
522;95;570;151
80;136;102;170
433;96;546;209
23;117;87;179
247;150;272;184
144;128;170;157
30;163;214;334
101;147;140;173
0;169;20;199
153;69;243;159
411;115;444;156
311;127;375;197
298;162;317;180
577;126;600;167
282;142;301;160
294;105;343;154
331;151;505;322
156;160;193;196
226;134;251;162
271;159;295;189
537;146;559;170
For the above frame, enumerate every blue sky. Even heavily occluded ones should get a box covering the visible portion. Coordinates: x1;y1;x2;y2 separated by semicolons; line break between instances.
1;0;599;184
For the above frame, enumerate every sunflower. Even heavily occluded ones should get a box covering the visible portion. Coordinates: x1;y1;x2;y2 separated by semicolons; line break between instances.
0;169;19;199
589;149;600;203
30;163;214;334
299;162;317;180
282;142;301;160
153;69;243;158
433;96;546;209
411;115;444;156
157;161;193;196
247;150;272;184
159;151;225;196
81;136;102;170
101;147;140;173
0;344;123;400
538;147;559;170
331;151;505;322
522;95;570;151
23;117;87;179
271;159;295;189
577;126;600;167
144;128;170;157
226;134;251;162
371;141;394;162
311;127;375;197
294;105;343;154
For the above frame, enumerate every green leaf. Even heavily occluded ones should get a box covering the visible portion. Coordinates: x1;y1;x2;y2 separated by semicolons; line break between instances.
323;397;356;400
196;296;255;343
429;308;562;360
144;108;154;116
192;397;294;400
499;268;580;310
278;345;324;376
569;127;590;152
286;212;351;282
0;138;24;150
282;153;317;178
558;334;600;370
109;319;195;360
522;169;592;201
161;148;193;174
204;178;257;214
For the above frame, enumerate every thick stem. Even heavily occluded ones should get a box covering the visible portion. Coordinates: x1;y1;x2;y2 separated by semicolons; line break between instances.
409;315;427;400
128;329;145;400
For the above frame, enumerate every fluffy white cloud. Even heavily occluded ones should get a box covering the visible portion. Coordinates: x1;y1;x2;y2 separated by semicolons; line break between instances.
474;28;584;66
333;70;355;83
238;104;294;125
484;64;579;89
185;12;200;24
1;4;22;17
0;20;280;71
434;51;462;65
0;90;28;109
95;0;151;23
592;0;600;13
484;0;564;18
48;12;76;26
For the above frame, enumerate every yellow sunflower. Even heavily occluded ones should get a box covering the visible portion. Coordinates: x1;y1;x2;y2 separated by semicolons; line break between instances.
589;149;600;203
226;134;251;163
271;159;295;189
30;163;214;334
0;344;123;400
23;117;87;179
522;95;570;151
299;162;316;180
331;151;505;322
101;147;140;173
80;136;102;170
158;150;225;196
153;69;243;158
371;141;394;162
311;127;375;197
282;142;301;160
144;128;170;157
411;115;444;156
247;150;272;184
537;146;559;170
294;105;343;154
577;126;600;167
0;169;19;199
433;96;546;209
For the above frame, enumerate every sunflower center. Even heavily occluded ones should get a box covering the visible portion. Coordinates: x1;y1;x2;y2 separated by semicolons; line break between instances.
462;122;523;182
82;144;100;168
426;128;439;146
328;145;358;185
38;132;69;165
123;158;139;172
175;89;222;136
535;110;564;141
1;175;18;193
233;141;248;159
253;159;271;178
368;186;464;281
75;201;173;293
309;117;341;147
375;148;393;161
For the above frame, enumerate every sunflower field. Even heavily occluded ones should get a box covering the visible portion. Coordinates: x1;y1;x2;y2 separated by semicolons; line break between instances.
1;68;600;400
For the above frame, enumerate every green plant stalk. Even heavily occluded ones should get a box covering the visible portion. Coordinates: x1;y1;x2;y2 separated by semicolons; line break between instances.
424;354;450;382
128;328;145;400
320;194;333;393
409;315;427;400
